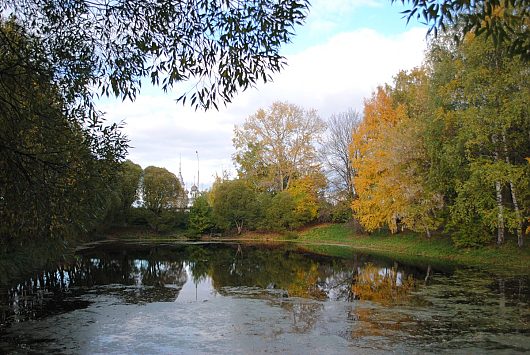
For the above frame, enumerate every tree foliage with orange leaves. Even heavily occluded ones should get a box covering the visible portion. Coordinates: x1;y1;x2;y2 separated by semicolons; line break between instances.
351;85;407;232
351;70;444;236
352;32;529;248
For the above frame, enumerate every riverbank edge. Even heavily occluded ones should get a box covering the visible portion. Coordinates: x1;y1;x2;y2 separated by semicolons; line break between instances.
3;223;527;287
99;223;530;273
199;224;530;274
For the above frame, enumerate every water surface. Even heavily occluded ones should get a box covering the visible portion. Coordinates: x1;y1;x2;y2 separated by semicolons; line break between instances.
1;241;528;354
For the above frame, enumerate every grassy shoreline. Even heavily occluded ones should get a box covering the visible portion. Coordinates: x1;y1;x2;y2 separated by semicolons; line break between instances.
83;223;530;274
3;223;528;286
218;224;530;274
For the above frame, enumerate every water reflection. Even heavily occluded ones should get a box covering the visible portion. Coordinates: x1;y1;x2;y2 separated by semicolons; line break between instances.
350;263;416;304
0;242;430;325
0;242;529;354
281;301;324;333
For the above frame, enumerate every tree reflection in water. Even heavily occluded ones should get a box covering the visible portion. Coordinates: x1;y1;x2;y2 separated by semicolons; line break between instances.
281;301;324;333
0;242;440;329
350;262;416;305
1;242;529;354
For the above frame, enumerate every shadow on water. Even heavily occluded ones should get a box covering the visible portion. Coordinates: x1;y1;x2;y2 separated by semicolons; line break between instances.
1;241;529;353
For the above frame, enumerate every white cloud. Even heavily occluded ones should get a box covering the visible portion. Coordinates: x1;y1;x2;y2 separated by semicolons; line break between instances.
101;26;426;189
229;27;426;119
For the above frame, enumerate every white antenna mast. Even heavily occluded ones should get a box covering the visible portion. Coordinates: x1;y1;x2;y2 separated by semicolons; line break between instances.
196;150;200;191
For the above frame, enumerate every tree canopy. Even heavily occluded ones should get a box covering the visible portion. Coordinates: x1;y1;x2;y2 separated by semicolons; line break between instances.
211;179;258;234
233;101;325;192
396;0;529;61
189;194;215;235
2;0;310;110
142;166;183;214
350;32;529;247
0;19;127;241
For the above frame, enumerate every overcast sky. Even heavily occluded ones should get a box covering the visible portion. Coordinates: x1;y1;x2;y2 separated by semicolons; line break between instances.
100;0;428;191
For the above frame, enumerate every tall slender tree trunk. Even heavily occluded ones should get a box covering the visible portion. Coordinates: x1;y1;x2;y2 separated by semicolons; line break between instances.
509;180;523;247
236;220;243;235
502;131;524;247
495;180;505;245
493;134;505;244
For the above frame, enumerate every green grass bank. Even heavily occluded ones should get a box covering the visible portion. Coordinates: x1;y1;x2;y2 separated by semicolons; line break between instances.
229;224;530;274
91;223;530;274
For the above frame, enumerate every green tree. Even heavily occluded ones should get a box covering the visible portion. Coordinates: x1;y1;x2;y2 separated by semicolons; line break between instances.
265;191;298;231
189;194;215;235
427;32;529;247
389;69;445;237
107;160;143;224
0;19;126;242
119;160;143;213
233;101;325;192
212;179;258;234
396;0;529;61
141;166;182;214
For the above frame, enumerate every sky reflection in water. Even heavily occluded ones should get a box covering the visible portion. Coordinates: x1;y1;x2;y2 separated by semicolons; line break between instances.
0;241;528;354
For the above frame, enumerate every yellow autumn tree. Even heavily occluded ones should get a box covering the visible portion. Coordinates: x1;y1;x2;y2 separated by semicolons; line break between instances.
351;86;407;232
287;172;326;224
352;70;444;236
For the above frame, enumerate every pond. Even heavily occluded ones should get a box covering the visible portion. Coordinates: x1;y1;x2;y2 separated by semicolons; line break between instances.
0;241;529;354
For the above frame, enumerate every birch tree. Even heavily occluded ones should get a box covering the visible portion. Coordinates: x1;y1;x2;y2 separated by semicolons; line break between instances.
428;33;529;247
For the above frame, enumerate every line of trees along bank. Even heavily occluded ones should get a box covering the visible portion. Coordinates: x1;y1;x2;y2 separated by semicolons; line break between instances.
3;1;527;249
89;33;530;249
351;32;529;248
118;102;343;236
124;33;529;248
111;162;189;234
188;32;529;248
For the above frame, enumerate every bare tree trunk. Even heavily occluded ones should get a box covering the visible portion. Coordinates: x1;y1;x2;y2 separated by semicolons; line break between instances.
493;134;504;244
502;131;523;247
424;226;431;239
495;180;505;245
509;181;524;247
236;220;243;235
